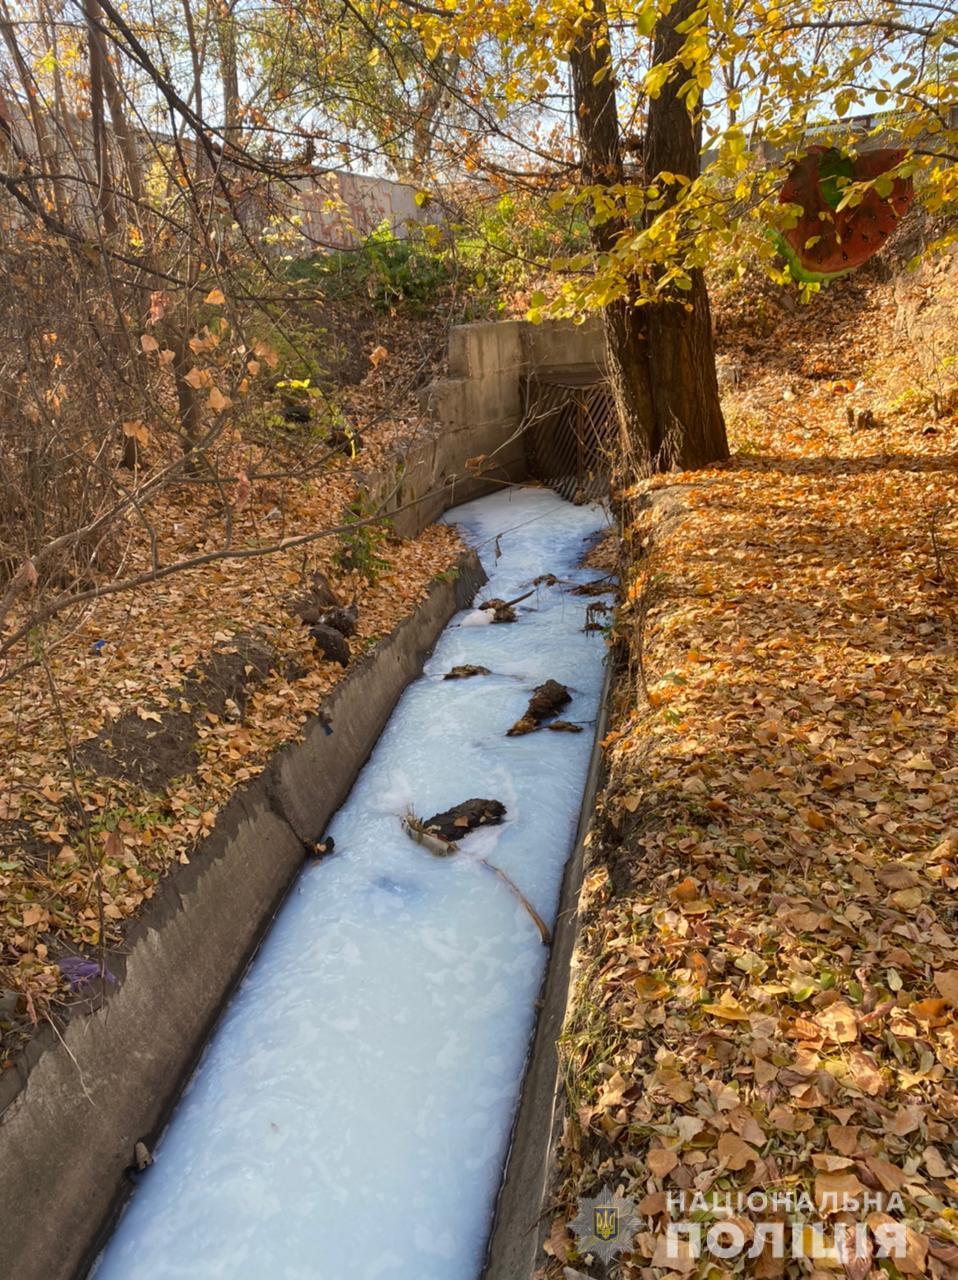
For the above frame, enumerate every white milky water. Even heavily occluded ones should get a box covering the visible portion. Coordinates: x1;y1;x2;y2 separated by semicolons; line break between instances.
92;487;611;1280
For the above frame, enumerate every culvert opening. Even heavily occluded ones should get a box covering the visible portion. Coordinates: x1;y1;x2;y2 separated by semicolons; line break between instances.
522;373;616;502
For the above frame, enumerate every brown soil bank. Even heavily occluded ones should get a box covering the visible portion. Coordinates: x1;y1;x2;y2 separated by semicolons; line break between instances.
0;551;485;1280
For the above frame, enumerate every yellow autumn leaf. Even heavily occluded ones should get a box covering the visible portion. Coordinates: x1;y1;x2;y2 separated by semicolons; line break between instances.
816;1001;858;1044
669;875;699;902
183;366;210;389
702;996;749;1021
902;753;935;771
634;974;670;1001
814;1170;866;1213
121;420;150;447
253;340;280;368
890;886;923;911
647;1147;678;1176
716;1131;758;1170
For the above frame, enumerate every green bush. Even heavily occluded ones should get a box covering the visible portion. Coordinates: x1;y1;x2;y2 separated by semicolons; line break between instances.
285;222;450;310
334;494;391;582
455;193;588;292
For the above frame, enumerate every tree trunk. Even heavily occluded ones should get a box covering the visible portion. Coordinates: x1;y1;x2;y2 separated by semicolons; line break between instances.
569;0;728;473
169;331;203;467
216;1;241;140
95;4;145;208
181;0;206;121
0;6;68;218
409;52;458;180
569;0;654;473
84;0;119;237
644;0;728;468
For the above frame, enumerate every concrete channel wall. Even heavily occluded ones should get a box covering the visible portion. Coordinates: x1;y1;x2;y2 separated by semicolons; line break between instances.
0;552;485;1280
0;315;606;1280
372;316;606;537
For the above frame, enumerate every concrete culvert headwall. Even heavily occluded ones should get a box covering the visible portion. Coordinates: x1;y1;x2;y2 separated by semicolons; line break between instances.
408;315;609;518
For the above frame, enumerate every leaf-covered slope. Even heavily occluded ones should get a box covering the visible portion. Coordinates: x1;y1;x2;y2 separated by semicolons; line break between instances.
544;268;958;1279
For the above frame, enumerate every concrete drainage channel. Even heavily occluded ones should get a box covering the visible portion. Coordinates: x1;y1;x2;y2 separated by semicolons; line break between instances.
0;319;613;1280
87;489;612;1280
0;548;487;1280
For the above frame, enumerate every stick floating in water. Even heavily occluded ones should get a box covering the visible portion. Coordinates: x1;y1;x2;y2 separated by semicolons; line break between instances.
474;856;551;945
401;812;551;945
401;811;458;857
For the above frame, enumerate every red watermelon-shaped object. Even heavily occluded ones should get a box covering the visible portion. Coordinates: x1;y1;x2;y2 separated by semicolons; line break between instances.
778;146;913;280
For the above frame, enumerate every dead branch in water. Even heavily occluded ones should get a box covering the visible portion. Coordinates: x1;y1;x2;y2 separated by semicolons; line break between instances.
401;812;551;944
475;857;551;945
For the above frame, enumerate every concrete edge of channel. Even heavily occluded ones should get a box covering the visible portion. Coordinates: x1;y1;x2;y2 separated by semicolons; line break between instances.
482;655;614;1280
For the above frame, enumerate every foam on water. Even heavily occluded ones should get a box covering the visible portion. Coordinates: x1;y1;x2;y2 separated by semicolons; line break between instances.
93;487;611;1280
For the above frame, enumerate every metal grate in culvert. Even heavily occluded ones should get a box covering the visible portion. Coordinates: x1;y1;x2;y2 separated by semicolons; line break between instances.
522;376;617;503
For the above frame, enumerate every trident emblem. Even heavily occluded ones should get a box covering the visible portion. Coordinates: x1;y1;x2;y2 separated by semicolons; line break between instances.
571;1183;638;1263
593;1204;619;1242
